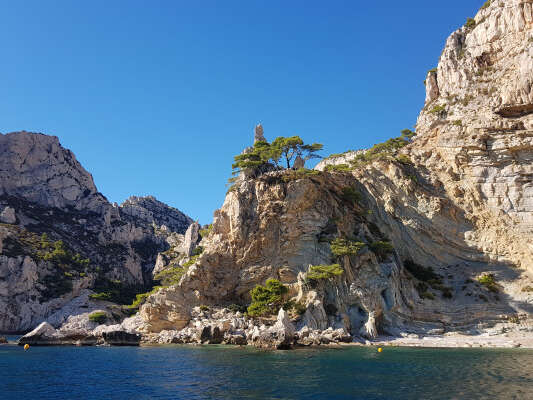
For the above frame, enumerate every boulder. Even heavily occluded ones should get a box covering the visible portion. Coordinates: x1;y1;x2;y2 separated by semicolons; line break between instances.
0;207;16;224
254;308;295;349
102;331;141;346
18;322;62;345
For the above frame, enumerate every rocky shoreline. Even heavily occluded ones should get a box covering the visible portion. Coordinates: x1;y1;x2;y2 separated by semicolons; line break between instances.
13;305;533;350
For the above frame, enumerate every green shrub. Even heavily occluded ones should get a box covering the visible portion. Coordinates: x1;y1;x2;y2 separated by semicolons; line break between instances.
247;279;288;317
192;246;204;256
330;238;365;257
522;286;533;293
127;286;163;309
324;130;415;172
90;278;145;306
452;120;463;126
183;255;199;267
420;291;435;300
88;311;107;324
369;241;394;261
428;67;437;74
404;260;440;282
154;266;186;286
307;264;344;281
282;168;321;182
480;0;491;10
325;163;352;173
465;18;476;30
283;300;307;315
228;304;248;313
199;224;213;238
341;187;361;204
478;273;498;293
429;105;446;115
199;305;209;312
324;150;354;160
38;237;90;271
401;129;416;139
395;154;413;165
89;292;112;301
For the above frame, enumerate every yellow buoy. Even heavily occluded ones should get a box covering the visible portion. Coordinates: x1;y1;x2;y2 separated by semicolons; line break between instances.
23;344;29;350
378;347;383;353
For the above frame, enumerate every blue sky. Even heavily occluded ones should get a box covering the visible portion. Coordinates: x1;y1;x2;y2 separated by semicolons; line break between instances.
0;1;483;223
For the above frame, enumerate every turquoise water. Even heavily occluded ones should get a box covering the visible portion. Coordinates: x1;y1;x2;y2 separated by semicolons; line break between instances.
1;342;533;399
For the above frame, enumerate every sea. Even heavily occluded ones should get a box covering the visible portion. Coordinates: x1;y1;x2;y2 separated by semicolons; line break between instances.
1;337;532;399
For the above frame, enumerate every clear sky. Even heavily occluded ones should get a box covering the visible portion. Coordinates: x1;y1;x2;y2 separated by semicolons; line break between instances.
0;1;483;223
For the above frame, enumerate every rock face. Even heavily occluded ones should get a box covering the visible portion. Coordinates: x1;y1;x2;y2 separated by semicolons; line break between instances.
120;196;193;234
0;131;193;332
413;0;533;265
314;150;367;171
0;132;107;212
135;2;533;348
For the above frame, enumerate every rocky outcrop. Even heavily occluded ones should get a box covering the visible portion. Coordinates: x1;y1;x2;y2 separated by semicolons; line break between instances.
0;132;107;212
314;150;366;171
254;124;266;143
120;196;192;234
0;131;193;333
133;1;533;349
253;309;295;349
17;319;141;346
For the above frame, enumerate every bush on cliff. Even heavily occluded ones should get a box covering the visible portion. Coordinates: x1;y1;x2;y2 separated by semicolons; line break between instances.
247;279;288;317
369;241;394;261
330;238;365;257
307;264;344;281
88;311;107;324
478;273;499;293
341;186;361;204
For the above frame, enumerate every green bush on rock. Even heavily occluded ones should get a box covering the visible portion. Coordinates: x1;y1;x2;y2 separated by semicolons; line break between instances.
307;264;344;281
369;241;394;261
341;187;361;204
330;238;365;257
478;273;499;293
88;311;107;324
247;279;288;317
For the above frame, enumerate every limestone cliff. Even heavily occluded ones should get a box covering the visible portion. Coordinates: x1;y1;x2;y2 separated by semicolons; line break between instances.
0;131;192;332
136;1;533;345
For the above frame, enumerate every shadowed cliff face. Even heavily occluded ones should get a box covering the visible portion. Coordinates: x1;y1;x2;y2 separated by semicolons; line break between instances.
0;131;193;332
140;1;533;339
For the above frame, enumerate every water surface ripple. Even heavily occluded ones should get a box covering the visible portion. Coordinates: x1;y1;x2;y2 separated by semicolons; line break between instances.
1;344;532;399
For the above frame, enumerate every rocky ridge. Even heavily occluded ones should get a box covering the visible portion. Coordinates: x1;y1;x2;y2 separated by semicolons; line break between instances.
0;131;193;333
